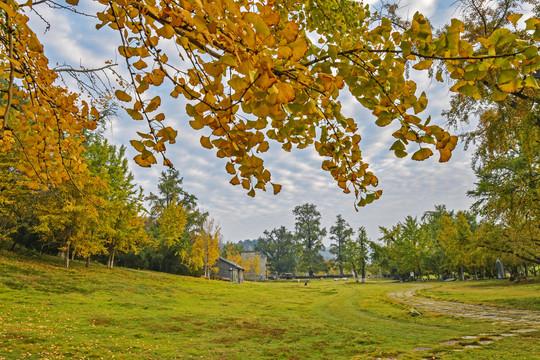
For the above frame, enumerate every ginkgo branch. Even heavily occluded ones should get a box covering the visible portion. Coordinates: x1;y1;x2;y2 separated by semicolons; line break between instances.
3;15;15;133
302;47;527;68
52;64;118;73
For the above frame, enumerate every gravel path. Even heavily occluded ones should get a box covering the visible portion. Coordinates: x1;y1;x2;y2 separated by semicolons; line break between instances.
388;286;540;327
384;285;539;358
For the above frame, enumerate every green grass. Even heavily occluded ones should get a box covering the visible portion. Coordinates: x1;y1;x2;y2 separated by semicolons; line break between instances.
0;251;538;359
419;279;540;311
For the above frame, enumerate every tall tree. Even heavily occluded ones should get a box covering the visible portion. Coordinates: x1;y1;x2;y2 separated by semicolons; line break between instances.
84;133;148;268
2;0;538;207
441;0;540;264
147;169;198;220
255;226;297;275
293;203;326;277
376;217;428;281
144;168;207;274
192;219;221;278
34;176;104;268
344;226;370;283
329;215;353;276
438;211;478;280
421;205;454;278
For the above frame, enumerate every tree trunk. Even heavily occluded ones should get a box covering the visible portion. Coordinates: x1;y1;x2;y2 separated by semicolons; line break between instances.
309;269;314;277
523;263;528;278
339;265;343;276
352;264;358;283
10;238;19;251
459;265;464;281
474;267;479;280
64;243;70;268
71;250;75;261
108;248;116;269
86;256;91;268
361;260;366;283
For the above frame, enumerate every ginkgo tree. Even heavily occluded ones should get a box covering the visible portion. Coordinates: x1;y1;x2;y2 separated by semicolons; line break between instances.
1;0;539;207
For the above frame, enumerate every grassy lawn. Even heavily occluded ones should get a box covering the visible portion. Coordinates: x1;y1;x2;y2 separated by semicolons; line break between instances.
0;251;538;359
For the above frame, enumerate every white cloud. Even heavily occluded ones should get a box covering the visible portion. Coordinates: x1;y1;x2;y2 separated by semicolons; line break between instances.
24;1;479;245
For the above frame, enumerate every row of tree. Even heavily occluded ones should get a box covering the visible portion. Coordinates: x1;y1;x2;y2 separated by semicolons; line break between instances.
251;202;538;282
252;204;370;282
372;206;538;281
0;116;225;276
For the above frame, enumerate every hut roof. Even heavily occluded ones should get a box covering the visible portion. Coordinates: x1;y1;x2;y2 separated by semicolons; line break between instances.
218;257;245;271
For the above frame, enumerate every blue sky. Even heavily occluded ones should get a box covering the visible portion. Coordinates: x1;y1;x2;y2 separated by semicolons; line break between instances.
26;0;514;245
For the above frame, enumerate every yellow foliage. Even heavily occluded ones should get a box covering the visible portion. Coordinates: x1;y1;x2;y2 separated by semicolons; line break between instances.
2;0;539;210
192;219;221;278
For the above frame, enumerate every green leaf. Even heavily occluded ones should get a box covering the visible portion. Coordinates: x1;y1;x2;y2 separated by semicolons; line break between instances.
523;75;539;89
525;18;540;31
492;88;508;102
456;84;481;99
375;112;393;127
390;140;405;151
394;150;407;158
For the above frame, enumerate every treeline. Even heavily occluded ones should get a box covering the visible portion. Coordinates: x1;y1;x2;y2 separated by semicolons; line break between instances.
241;204;369;282
371;206;538;281
0;124;227;277
249;203;539;282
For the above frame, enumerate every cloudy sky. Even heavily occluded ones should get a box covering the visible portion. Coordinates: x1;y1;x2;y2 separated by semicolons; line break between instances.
26;0;509;245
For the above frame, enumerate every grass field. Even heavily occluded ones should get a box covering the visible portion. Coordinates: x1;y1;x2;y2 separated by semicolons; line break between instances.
0;251;538;359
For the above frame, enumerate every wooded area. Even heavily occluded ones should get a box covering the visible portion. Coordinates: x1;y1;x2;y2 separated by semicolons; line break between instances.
0;0;538;274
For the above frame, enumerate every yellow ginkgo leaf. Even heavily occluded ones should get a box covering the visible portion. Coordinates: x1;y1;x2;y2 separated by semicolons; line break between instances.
115;90;132;102
411;147;433;161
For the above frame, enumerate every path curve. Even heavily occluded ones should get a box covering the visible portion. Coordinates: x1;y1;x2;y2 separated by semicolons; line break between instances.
388;286;540;327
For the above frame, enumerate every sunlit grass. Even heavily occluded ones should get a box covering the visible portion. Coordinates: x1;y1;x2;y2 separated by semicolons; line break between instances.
0;251;538;359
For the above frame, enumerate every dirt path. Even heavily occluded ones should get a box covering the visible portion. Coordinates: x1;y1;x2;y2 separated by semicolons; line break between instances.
388;286;540;327
386;285;539;358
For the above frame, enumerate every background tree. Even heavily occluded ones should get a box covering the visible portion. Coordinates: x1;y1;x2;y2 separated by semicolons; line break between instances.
34;176;104;268
136;169;207;275
83;132;148;268
421;205;454;279
438;211;488;280
329;215;353;276
0;150;38;251
344;226;370;283
293;203;327;277
255;226;297;275
375;217;428;281
192;219;221;278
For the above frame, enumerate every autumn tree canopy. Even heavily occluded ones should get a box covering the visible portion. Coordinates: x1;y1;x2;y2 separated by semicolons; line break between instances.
1;0;539;207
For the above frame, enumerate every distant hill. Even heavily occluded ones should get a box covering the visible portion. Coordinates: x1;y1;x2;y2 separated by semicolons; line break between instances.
321;247;334;260
238;239;334;259
237;239;258;251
